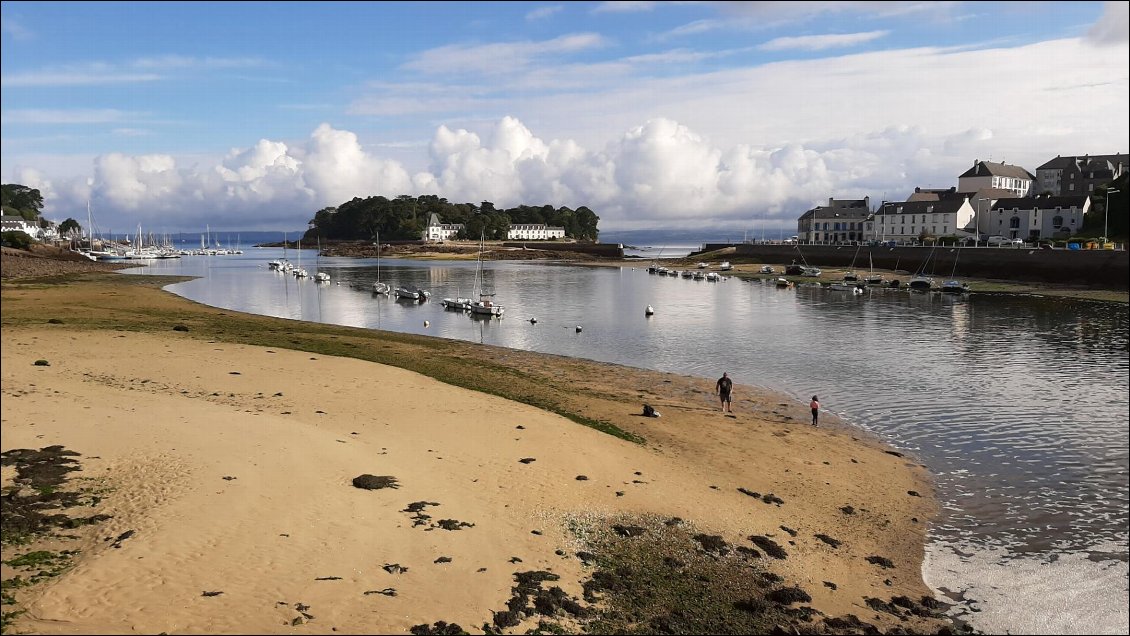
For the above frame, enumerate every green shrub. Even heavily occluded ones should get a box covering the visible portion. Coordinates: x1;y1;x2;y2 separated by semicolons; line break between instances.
1;231;33;250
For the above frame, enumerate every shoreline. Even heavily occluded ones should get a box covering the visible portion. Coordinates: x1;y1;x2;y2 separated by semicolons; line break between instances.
2;264;955;634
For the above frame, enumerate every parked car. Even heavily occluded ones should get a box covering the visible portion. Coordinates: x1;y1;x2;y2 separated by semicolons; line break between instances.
1008;238;1025;246
986;236;1010;246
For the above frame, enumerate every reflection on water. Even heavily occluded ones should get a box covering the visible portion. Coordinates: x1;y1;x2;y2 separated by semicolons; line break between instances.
128;249;1129;633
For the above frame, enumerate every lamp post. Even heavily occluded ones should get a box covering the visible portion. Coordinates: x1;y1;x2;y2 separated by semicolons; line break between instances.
1104;188;1120;248
976;198;987;247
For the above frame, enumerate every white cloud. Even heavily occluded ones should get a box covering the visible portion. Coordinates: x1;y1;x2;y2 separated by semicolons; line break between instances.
1;109;137;124
402;33;608;75
1;16;34;40
526;5;563;21
592;1;658;14
759;31;890;51
1086;1;1130;46
0;71;161;87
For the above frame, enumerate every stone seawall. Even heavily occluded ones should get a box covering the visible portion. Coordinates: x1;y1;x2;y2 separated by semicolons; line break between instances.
695;243;1129;290
502;241;624;258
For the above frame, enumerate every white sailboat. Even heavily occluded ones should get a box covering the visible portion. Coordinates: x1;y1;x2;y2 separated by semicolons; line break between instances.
314;236;330;282
372;230;390;295
468;232;503;316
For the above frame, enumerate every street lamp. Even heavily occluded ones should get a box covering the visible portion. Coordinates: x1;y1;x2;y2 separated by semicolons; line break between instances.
1105;188;1120;248
976;198;987;247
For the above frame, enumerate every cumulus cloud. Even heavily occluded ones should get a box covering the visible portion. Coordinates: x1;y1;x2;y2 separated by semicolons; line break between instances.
1086;1;1130;46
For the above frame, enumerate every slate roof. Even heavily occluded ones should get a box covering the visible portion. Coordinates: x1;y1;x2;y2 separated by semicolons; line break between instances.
989;196;1090;211
876;199;968;216
958;161;1036;180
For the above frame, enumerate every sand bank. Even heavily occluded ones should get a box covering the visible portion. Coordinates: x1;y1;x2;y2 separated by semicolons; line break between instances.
1;271;949;634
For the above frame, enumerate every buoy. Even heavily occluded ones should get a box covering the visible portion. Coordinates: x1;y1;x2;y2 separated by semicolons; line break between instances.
529;318;538;324
423;320;430;328
645;305;654;316
576;325;583;333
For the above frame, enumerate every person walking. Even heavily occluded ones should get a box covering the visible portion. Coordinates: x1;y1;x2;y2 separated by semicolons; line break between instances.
810;395;820;426
716;372;733;413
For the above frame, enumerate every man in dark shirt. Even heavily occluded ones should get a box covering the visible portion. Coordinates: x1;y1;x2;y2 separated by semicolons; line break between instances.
716;372;733;413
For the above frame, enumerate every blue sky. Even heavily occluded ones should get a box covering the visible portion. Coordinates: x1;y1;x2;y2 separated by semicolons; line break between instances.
2;1;1127;233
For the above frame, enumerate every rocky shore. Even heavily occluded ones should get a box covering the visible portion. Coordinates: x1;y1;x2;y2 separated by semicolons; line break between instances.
0;245;137;279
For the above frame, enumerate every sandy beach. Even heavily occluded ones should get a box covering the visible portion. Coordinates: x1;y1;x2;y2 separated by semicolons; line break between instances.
1;260;951;634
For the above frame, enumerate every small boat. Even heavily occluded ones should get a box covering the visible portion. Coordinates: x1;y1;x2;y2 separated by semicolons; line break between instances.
395;285;430;301
315;272;330;283
802;267;822;277
829;281;863;292
693;271;706;280
468;231;503;316
469;298;504;316
908;275;935;291
697;262;709;269
372;230;390;295
645;305;654;316
940;280;970;294
775;277;792;288
442;297;473;310
706;272;721;281
680;270;694;279
719;261;733;271
759;265;775;274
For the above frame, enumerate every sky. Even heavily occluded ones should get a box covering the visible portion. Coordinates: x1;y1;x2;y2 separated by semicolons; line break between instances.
1;1;1128;234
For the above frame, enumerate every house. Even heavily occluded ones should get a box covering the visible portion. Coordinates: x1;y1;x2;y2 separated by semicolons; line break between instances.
796;197;871;244
507;224;565;241
1035;154;1129;196
958;160;1036;197
422;213;465;242
1;215;40;239
872;198;975;244
987;195;1091;241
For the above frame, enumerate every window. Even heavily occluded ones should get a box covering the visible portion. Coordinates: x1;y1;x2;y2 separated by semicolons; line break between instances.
1069;183;1075;191
1053;216;1064;228
1010;216;1020;229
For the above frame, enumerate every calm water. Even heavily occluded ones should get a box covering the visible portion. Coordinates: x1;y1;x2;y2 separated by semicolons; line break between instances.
128;248;1129;634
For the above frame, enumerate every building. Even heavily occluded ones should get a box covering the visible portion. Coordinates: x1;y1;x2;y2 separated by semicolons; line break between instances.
987;195;1091;241
1;215;40;239
872;198;975;244
1035;154;1129;196
957;160;1036;197
796;197;871;243
507;224;566;241
422;213;465;242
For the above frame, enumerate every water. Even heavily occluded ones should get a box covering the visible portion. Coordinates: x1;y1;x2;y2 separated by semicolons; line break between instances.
127;248;1129;634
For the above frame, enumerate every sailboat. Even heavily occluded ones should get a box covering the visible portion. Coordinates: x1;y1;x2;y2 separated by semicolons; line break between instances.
293;238;308;278
372;230;391;295
940;248;970;294
908;244;938;291
468;232;504;316
314;236;330;282
865;249;884;286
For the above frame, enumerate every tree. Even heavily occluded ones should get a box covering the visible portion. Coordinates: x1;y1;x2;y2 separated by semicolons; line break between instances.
1;184;44;220
59;218;82;237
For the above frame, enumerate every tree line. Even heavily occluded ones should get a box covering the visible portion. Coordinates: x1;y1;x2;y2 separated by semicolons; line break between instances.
304;194;600;242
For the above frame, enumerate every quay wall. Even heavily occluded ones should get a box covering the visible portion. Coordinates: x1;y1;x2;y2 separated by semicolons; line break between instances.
694;243;1129;290
503;241;624;258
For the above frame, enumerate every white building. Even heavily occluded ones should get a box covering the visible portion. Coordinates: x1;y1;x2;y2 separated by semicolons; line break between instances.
872;198;975;243
0;215;40;239
987;195;1091;241
422;213;465;242
957;160;1036;197
507;224;565;240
